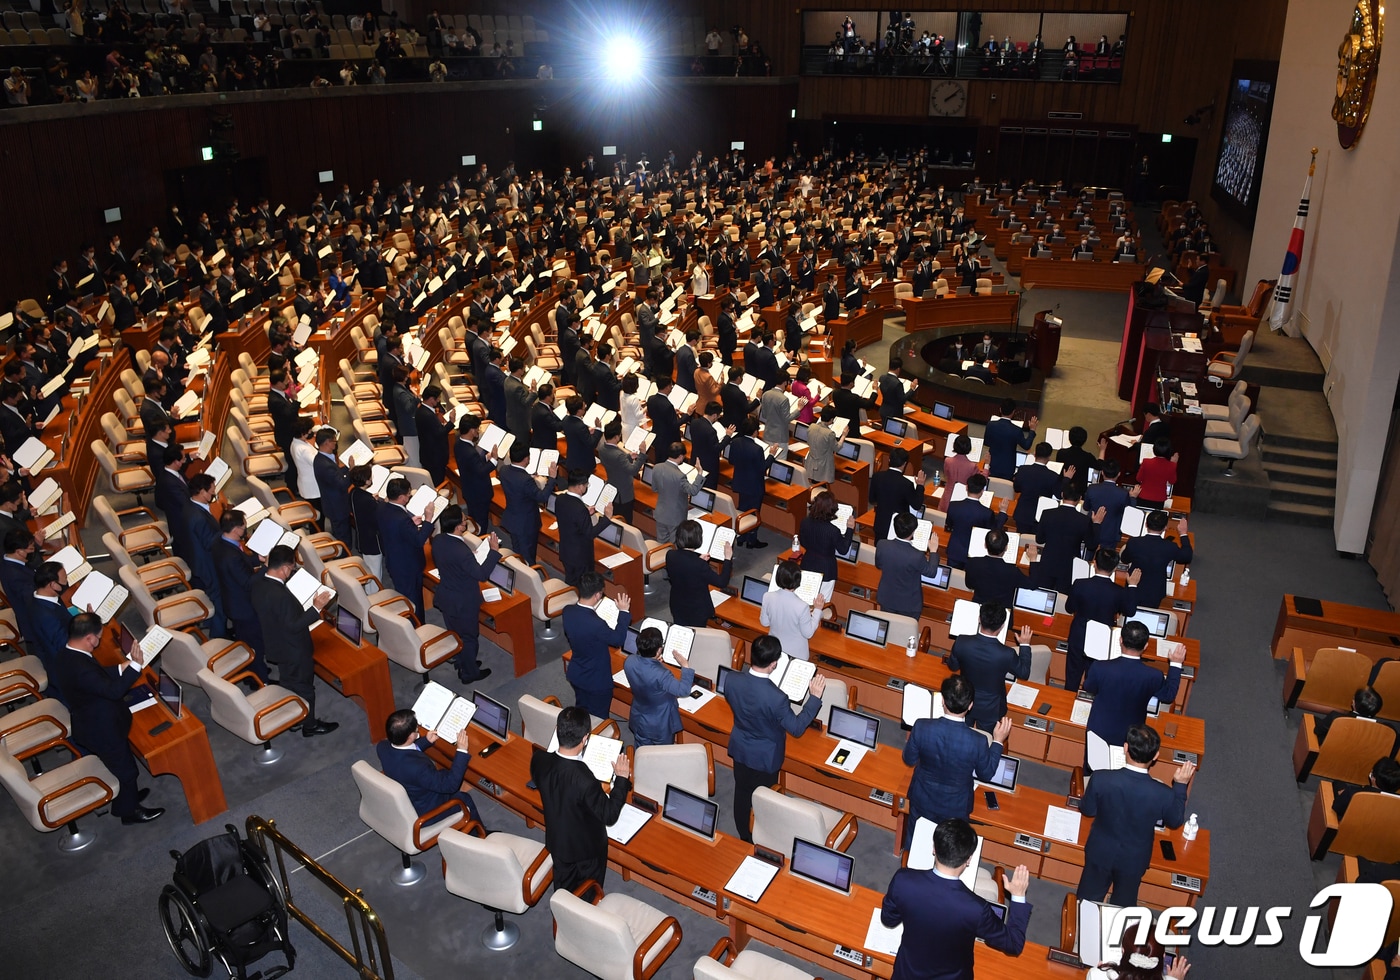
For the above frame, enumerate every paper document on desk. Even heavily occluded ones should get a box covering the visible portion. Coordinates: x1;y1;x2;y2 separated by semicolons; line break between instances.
725;856;781;902
605;803;652;845
1069;698;1092;727
612;668;630;689
1043;805;1083;844
581;734;624;782
1005;681;1038;709
825;740;868;773
1110;433;1141;448
864;908;903;957
679;685;718;714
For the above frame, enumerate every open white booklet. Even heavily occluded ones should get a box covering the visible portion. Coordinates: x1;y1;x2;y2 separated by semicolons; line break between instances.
411;680;478;740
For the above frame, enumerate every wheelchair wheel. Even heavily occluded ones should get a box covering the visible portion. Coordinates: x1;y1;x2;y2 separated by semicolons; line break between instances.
159;885;213;977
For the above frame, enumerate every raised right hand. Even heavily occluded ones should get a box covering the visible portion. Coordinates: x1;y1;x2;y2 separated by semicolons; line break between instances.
1006;865;1030;897
993;715;1013;743
809;674;827;697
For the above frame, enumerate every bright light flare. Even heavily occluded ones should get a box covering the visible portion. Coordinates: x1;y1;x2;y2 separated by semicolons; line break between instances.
601;34;646;83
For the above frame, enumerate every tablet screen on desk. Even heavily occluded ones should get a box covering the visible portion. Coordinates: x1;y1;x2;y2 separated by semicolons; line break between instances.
741;576;769;606
1013;587;1057;617
598;522;623;546
662;784;718;840
921;564;951;589
690;489;716;513
845;610;889;647
790;838;854;894
768;460;795;485
933;402;954;420
827;706;879;749
884;417;912;438
793;422;811;442
976;755;1019;792
158;668;183;719
335;607;362;645
545;494;558;514
642;463;654;486
1127;609;1169;637
715;664;735;696
836;440;861;461
621;625;640;656
470;691;511;740
836;538;860;563
488;563;515;594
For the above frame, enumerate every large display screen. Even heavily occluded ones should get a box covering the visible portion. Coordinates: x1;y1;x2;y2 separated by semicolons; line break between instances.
1211;61;1278;221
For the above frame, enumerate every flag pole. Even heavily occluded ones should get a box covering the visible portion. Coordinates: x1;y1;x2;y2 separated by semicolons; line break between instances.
1270;148;1318;336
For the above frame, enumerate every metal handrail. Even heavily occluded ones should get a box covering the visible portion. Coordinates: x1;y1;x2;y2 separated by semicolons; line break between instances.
245;814;394;980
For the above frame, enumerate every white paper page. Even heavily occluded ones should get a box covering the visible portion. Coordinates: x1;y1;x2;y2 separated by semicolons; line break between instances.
948;598;982;638
28;478;61;514
340;439;374;467
286;567;332;611
1084;621;1120;661
435;698;477;741
724;856;781;902
662;624;695;665
1069;698;1092;726
50;545;92;583
679;685;718;714
901;684;946;726
1006;681;1038;709
13;437;52;471
581;734;624;782
405;484;442;519
246;520;289;558
137;625;173;665
71;570;116;615
605;803;653;844
1118;506;1148;538
864;907;903;957
593;596;620;631
41;510;76;538
831;502;854;533
825;739;869;773
411;680;456;730
778;656;816;702
907;819;984;889
1044;805;1083;844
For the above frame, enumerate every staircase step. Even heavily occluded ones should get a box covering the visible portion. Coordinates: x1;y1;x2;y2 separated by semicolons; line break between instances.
1261;445;1338;467
1269;479;1336;506
1267;499;1335;527
1261;462;1337;488
1263;431;1338;453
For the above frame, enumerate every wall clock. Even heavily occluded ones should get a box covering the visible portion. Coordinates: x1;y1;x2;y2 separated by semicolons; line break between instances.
929;80;968;118
1333;0;1384;149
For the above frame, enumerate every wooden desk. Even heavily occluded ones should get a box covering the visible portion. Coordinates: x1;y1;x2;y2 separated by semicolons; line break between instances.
900;295;1020;333
480;590;539;676
899;409;968;458
1018;258;1144;293
311;626;395;743
827;308;887;353
1271;595;1400;663
95;632;228;824
760;482;809;537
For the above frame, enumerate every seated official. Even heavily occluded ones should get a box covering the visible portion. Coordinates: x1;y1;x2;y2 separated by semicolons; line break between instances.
760;559;824;661
881;818;1032;980
1333;757;1400;818
376;708;484;827
622;626;696;747
1316;686;1400;754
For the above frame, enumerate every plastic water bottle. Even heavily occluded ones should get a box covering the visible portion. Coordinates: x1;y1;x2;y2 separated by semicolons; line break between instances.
1182;813;1199;841
906;635;917;658
791;534;802;556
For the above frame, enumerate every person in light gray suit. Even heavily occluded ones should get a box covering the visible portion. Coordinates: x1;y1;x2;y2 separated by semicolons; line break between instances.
759;379;804;448
760;560;824;660
503;357;536;439
652;441;705;543
876;512;940;620
804;404;844;485
598;418;645;524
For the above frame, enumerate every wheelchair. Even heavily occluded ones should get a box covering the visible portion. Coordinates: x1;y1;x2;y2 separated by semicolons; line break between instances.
158;824;297;979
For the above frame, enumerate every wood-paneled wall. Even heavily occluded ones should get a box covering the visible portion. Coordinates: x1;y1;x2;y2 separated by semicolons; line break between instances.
0;78;795;304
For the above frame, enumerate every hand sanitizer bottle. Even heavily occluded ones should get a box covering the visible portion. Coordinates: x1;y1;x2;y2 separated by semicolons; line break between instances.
791;534;802;556
1182;813;1199;841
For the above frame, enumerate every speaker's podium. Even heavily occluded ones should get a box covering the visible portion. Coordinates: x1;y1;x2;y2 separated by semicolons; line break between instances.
1117;279;1206;415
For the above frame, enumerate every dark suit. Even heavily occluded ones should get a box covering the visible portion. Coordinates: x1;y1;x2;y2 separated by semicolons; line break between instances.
963;555;1032;608
560;415;600;476
1065;575;1139;691
1084;656;1181;752
0;557;37;654
665;548;732;628
623;654;695;746
314;453;352;545
687;417;727;490
945;499;1005;569
454;438;496;534
1011;463;1059;534
881;870;1030;980
268;389;299;466
1077;766;1188;906
500;464;551;566
1121;531;1193;609
530;748;632;891
1056;446;1097;493
378;502;434;621
139;397;172;437
154;468;191;560
183;502;227;638
870;469;923;541
875;538;937;619
904;716;1003;825
725;669;821;840
31;597;74;698
555;493;610;588
530;401;563;452
727;437;771;518
646;394;684;462
51;646;146;817
561;602;630;717
749;346;780;389
251;573;323;715
947;633;1032;730
376;738;480;824
984;417;1035;480
1033;505;1096;593
214;537;268;681
797;516;855;584
414;404;449;486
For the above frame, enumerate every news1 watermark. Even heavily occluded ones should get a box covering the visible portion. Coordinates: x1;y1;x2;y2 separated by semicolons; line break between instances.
1110;884;1395;967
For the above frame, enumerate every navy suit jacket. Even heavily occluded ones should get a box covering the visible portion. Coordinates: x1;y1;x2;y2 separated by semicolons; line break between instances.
945;499;1005;569
0;557;37;644
154;467;190;530
870;468;923;540
963;555;1032;608
875;538;937;617
727;436;771;506
725;669;820;773
1033;505;1095;592
500;465;549;542
623;654;695;743
314;453;351;521
665;548;733;628
798;516;855;582
1010;463;1059;533
560;415;599;473
562;603;630;693
182;503;221;596
378;502;432;587
903;716;1002;822
454;438;496;513
1121;532;1193;609
881;869;1030;980
556;493;609;580
430;533;498;619
983;417;1034;480
213;537;261;620
31;596;73;662
51;645;142;759
1084;481;1132;549
1066;575;1138;656
947;634;1031;728
376;738;470;816
1081;766;1187;873
1084;657;1181;747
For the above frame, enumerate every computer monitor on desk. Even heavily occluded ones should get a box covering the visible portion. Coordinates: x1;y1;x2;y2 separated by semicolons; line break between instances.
470;692;511;741
768;460;796;485
1014;587;1057;617
845;610;890;647
827;706;880;749
662;784;719;841
740;576;769;606
883;417;912;438
789;838;854;895
158;668;183;719
921;564;951;589
975;755;1020;792
932;402;955;420
835;440;861;462
335;607;362;645
793;422;811;442
598;522;623;546
487;563;515;595
1127;609;1170;637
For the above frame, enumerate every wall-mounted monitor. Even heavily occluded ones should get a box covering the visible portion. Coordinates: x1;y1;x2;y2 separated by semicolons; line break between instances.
1210;60;1278;226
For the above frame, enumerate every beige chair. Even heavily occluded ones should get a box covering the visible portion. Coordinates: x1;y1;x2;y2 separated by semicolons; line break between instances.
339;357;381;400
118;565;214;631
1201;379;1248;422
93;495;171;558
228;428;286;479
100;412;146;460
811;676;851;728
244;474;321;532
710;490;760;540
368;597;461;677
351;759;470;886
229;389;273;434
1203;390;1249;440
0;697;70;760
238;352;270;391
632;743;714;804
440;824;553;950
615;522;670;596
878;612;920;649
92;441;155;501
549;886;681;980
687;628;736;684
350;417;407;466
506;557;577;640
1207;329;1253;380
517;694;619;747
750;786;858;856
161;631;253;689
1203;415;1261;475
198;668;308;765
102;531;188;596
0;738;117;852
695;939;820;980
230;406;281;455
112;389;146;435
0;654;49;708
324;561;404;638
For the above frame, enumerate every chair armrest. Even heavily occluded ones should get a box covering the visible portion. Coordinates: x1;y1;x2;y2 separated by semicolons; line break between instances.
1293;714;1320;781
38;776;115;828
826;811;859;852
542;584;575;604
1283;646;1307;708
634;914;682;980
411;797;467;850
704;742;716;796
0;678;41;706
458;817;488;839
572;879;605;904
121;525;171;549
154;592;212;628
591;718;622;740
115;504;161;521
543;695;563;708
226;670;265;689
253;693;308;741
993;866;1007;904
208;642;255;678
522;843;554;906
706;937;738;966
419;630;461;667
369;596;416;626
0;710;67;741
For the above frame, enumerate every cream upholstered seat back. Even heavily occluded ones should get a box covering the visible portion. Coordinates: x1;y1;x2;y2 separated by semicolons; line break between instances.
440;827;552;915
351;760;462;856
550;890;680;980
750;787;850;858
687;628;734;683
518;695;562;748
633;743;712;804
199;668;308;746
694;949;817;980
0;740;116;833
